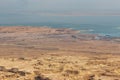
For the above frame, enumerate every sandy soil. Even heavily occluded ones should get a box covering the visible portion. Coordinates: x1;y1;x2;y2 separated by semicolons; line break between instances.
0;26;120;80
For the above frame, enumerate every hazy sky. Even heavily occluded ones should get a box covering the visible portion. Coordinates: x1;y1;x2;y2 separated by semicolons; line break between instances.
0;0;120;16
0;0;120;24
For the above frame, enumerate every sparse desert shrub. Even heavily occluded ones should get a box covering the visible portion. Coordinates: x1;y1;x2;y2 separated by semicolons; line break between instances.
34;66;40;69
59;66;64;72
62;70;79;77
18;71;26;76
34;71;41;75
33;70;51;80
34;75;50;80
5;74;16;78
36;62;43;66
86;60;107;66
18;57;25;60
8;68;19;73
24;78;32;80
65;70;79;75
62;73;69;77
83;74;95;80
0;66;7;71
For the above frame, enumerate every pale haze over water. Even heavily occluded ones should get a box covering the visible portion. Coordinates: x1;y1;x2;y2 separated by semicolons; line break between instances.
0;0;120;36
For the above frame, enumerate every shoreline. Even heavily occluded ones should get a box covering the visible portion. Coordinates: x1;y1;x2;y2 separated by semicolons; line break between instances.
1;23;120;38
0;25;120;38
0;26;120;41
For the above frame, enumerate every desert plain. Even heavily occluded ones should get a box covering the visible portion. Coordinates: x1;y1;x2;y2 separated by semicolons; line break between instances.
0;26;120;80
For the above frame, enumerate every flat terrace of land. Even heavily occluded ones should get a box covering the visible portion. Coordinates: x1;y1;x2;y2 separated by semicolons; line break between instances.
0;26;120;80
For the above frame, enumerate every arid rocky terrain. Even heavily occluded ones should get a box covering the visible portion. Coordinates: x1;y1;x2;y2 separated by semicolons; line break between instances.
0;26;120;80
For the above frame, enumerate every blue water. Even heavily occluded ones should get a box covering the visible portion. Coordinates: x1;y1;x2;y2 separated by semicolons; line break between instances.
0;16;120;37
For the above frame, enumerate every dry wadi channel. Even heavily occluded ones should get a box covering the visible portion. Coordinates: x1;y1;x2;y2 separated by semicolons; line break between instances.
0;26;120;80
